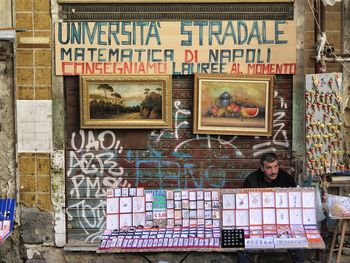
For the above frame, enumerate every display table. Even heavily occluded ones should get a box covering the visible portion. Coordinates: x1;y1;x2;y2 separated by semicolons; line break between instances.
98;187;325;257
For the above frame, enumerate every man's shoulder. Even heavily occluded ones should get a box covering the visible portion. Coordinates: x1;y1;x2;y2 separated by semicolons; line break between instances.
248;169;263;177
278;169;292;177
246;169;262;181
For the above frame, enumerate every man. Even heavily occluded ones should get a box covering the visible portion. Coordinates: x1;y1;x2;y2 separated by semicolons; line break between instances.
243;152;296;188
239;152;304;263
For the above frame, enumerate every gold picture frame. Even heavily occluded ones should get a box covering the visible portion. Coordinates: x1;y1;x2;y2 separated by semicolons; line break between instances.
80;75;172;129
59;0;293;3
193;74;274;136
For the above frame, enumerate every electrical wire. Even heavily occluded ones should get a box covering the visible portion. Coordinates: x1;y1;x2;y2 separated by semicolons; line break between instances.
307;0;350;73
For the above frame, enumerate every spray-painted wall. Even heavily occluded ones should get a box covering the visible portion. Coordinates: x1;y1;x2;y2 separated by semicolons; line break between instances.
64;75;293;244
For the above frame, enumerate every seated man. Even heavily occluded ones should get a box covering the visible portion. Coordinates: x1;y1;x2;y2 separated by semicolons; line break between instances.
238;152;304;263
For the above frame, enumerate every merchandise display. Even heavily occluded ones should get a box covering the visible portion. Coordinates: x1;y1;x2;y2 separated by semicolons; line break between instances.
100;187;323;251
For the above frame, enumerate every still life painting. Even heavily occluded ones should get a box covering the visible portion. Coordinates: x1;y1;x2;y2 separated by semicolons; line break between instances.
193;74;274;136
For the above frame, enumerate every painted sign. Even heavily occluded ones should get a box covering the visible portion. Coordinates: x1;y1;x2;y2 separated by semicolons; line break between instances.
55;21;296;75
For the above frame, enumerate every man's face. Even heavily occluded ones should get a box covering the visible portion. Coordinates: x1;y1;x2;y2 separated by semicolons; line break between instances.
261;159;279;182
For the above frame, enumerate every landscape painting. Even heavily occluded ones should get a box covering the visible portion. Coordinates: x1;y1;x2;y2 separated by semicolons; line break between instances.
80;75;172;129
193;74;274;136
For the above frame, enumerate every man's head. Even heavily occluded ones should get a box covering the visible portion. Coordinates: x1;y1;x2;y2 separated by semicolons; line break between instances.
260;152;279;182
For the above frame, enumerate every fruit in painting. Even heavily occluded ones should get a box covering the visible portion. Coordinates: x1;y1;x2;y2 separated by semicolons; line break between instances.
240;107;259;118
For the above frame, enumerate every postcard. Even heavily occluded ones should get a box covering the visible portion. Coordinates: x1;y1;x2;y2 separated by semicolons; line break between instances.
145;192;153;202
236;193;249;209
204;191;212;201
276;208;289;224
289;208;303;225
212;191;219;201
262;192;275;207
174;191;182;200
302;208;316;225
189;201;197;209
182;190;189;200
275;192;289;208
302;191;316;208
137;187;144;197
288;191;302;208
249;192;262;208
166;190;174;200
250;209;263;225
133;213;146;227
114;188;122;197
197;191;204;200
263;208;276;225
133;196;145;212
120;214;132;228
222;210;235;227
129;188;137;197
122;188;129;197
223;193;235;209
197;200;204;209
106;214;119;230
236;210;249;226
106;197;119;214
189;191;197;201
145;202;153;211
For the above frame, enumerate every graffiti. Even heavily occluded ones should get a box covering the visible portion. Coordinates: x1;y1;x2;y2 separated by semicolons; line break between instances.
66;199;106;242
67;130;129;242
252;91;289;157
128;148;227;188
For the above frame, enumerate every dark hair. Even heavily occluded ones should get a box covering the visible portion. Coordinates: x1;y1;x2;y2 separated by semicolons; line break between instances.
260;152;278;165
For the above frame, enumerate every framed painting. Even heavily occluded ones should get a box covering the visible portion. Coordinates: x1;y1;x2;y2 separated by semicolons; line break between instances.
80;75;172;129
193;74;274;136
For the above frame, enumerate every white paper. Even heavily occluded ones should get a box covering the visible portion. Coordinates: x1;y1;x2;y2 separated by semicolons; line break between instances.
189;191;197;200
166;190;174;199
114;188;122;197
302;208;317;225
263;208;276;225
236;193;249;209
17;100;53;152
289;208;303;225
236;210;249;226
212;191;219;201
197;191;204;200
275;192;289;208
181;190;189;199
146;202;153;211
223;193;235;209
262;192;275;207
250;209;263;225
174;191;182;200
106;197;119;214
106;214;119;230
120;197;132;213
129;188;137;196
276;208;289;224
133;196;145;212
119;213;132;228
167;209;174;218
249;192;262;208
197;200;204;209
302;191;316;208
222;210;235;226
204;191;212;201
133;213;146;227
289;191;302;208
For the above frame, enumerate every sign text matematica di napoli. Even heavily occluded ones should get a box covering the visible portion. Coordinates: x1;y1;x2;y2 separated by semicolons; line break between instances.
55;20;296;75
